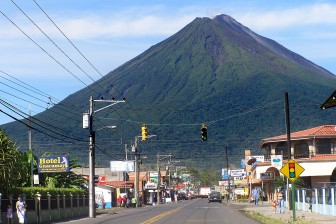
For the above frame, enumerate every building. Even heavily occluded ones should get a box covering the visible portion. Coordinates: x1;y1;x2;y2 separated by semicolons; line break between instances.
248;125;336;201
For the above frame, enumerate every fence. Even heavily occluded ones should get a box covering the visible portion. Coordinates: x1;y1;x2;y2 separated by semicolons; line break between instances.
0;193;88;223
284;187;336;216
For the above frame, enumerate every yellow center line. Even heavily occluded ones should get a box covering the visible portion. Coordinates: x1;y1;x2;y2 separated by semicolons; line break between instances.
139;207;181;224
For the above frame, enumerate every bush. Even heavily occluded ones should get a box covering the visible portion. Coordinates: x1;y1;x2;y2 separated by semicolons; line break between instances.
9;187;86;198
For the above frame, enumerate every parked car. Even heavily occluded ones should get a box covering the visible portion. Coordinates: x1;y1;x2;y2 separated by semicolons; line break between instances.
208;191;222;203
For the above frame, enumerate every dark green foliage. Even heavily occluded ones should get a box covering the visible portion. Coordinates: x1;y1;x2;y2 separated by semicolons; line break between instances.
10;187;86;198
2;15;336;170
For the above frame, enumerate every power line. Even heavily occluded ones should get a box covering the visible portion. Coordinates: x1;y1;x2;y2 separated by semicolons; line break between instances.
0;9;99;95
10;0;107;92
0;99;87;142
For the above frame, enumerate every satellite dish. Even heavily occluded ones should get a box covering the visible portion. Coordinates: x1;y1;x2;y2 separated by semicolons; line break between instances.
247;158;257;165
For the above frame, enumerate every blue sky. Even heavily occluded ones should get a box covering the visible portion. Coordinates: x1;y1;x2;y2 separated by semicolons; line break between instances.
1;0;336;125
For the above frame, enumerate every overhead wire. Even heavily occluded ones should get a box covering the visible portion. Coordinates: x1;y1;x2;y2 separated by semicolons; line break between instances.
0;99;87;142
0;9;99;95
9;0;107;93
0;109;84;144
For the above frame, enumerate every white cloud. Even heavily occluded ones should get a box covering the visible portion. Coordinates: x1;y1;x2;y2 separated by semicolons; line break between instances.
240;3;336;31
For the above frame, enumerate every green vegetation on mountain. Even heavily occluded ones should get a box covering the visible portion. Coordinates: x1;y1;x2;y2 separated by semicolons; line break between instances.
2;15;336;170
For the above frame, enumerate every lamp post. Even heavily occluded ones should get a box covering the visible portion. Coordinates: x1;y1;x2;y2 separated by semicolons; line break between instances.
84;96;125;218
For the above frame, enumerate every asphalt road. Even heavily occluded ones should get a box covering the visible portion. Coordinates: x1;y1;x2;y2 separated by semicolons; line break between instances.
53;198;260;224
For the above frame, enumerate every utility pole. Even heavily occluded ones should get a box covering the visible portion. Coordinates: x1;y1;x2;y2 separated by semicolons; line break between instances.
88;96;95;218
28;108;33;187
85;96;125;218
133;137;140;208
133;134;156;207
156;153;173;205
226;147;230;202
157;154;160;205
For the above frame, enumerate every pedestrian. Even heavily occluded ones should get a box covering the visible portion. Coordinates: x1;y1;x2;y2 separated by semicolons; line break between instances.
277;189;284;213
122;195;127;208
101;198;106;209
7;204;13;224
16;196;27;224
131;196;137;208
117;195;123;208
271;199;277;213
252;187;260;205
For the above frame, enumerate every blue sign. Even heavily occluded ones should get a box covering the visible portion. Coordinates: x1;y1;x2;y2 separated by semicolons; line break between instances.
38;156;70;173
221;169;229;180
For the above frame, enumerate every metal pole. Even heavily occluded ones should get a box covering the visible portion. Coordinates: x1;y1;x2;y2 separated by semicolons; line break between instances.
292;181;296;221
29;108;33;187
0;193;2;224
157;154;160;205
134;138;139;208
285;92;293;211
226;147;230;202
89;96;96;218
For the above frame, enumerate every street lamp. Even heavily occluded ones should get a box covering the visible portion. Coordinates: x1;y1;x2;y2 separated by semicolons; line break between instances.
83;96;125;218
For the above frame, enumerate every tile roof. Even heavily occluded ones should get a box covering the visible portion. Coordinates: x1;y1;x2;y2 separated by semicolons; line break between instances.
260;125;336;147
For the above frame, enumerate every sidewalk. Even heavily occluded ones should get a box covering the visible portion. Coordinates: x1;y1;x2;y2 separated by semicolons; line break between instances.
228;201;336;223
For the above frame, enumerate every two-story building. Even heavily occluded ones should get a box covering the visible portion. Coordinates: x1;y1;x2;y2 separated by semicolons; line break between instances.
248;125;336;201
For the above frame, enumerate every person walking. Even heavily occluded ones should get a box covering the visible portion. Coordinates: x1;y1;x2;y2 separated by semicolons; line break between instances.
277;189;284;213
252;187;260;205
6;204;13;224
271;199;277;213
117;195;123;208
16;196;27;224
131;196;137;208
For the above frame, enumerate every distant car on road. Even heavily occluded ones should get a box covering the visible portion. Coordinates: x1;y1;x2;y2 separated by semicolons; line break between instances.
208;191;222;203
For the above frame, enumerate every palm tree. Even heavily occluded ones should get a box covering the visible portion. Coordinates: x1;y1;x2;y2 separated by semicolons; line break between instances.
0;129;21;193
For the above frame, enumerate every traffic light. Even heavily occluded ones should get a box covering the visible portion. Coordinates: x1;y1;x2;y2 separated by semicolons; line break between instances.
201;124;207;141
141;124;148;141
288;162;296;178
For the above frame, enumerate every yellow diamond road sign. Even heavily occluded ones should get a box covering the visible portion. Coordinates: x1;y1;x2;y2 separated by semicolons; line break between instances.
280;159;305;182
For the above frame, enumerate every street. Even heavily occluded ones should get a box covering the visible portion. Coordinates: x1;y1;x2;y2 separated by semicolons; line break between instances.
53;198;260;224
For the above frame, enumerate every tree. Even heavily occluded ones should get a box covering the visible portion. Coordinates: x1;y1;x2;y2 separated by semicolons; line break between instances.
0;129;22;193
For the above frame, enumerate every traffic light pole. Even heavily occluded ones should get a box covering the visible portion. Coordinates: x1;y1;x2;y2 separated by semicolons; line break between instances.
285;92;296;221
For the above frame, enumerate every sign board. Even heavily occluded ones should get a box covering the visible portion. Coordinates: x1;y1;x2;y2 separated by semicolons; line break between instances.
145;182;158;189
260;172;275;180
33;174;39;185
110;161;135;172
82;113;89;129
38;156;69;173
247;156;264;163
229;169;246;177
271;155;283;168
221;169;229;180
150;177;158;183
280;159;305;182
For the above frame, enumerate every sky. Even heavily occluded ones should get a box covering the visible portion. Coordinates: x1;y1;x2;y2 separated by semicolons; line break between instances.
1;0;336;125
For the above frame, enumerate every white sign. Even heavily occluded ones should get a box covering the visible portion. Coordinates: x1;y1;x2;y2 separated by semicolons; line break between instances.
229;169;246;177
247;156;264;163
82;113;89;129
150;172;158;177
271;155;283;168
145;183;158;189
33;174;39;185
110;161;135;172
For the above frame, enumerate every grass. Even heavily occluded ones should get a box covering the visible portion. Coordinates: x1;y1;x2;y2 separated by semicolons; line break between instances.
246;210;317;224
